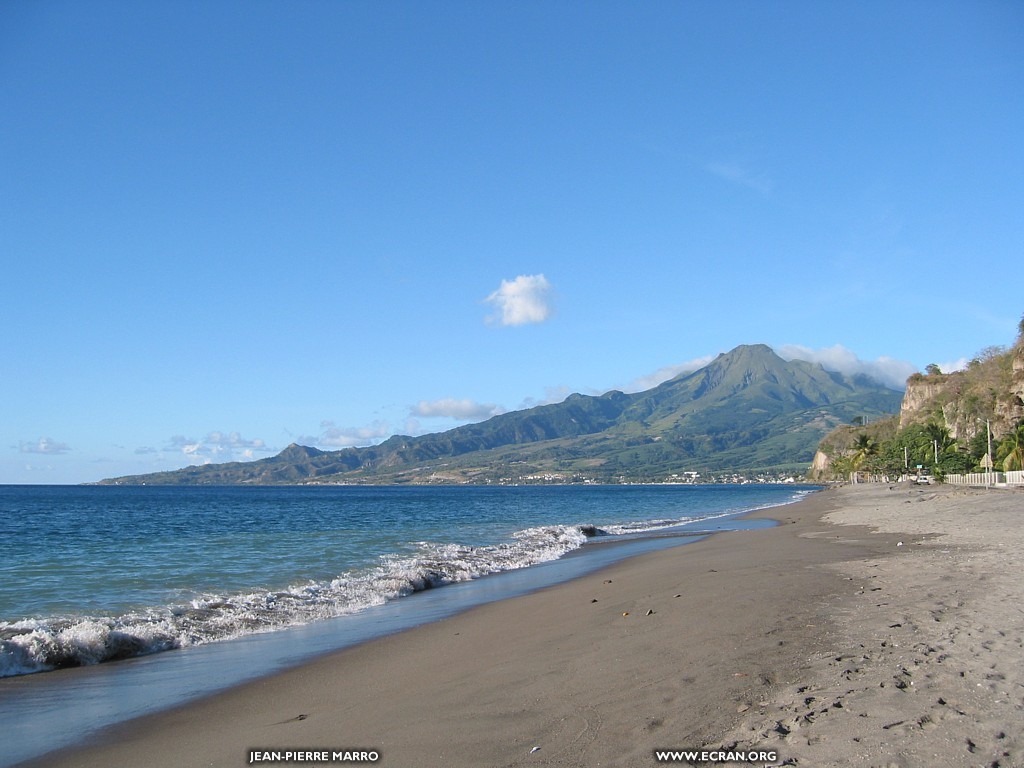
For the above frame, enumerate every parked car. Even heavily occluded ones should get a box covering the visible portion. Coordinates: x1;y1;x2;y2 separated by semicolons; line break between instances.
916;474;933;485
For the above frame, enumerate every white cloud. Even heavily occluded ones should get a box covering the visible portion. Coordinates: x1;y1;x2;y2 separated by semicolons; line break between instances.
411;398;504;421
22;462;57;473
518;385;577;409
206;431;269;453
776;344;915;390
936;358;969;374
623;355;717;393
166;432;272;461
301;420;392;449
18;437;71;455
484;274;554;326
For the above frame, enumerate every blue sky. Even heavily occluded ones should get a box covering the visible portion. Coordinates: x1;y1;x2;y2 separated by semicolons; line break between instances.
2;1;1022;484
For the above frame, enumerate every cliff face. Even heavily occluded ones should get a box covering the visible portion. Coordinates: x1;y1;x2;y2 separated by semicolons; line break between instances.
898;343;1024;442
899;379;949;429
997;344;1024;431
810;449;831;476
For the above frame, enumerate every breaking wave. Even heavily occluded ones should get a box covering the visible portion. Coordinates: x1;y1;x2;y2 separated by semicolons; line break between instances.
2;523;595;677
1;488;812;678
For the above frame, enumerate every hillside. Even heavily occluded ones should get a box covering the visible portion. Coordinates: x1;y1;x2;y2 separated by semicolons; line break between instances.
813;321;1024;480
100;344;903;485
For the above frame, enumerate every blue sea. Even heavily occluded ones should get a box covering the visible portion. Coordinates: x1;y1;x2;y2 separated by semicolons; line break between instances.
0;483;815;766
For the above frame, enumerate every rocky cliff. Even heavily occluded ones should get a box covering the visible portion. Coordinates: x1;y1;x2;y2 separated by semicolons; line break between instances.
899;378;950;429
896;342;1024;443
1002;345;1024;427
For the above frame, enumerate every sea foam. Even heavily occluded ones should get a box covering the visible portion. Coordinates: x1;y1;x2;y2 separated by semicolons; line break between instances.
2;484;813;679
0;522;597;677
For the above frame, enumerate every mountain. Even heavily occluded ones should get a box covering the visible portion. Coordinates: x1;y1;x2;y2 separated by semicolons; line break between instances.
99;344;903;485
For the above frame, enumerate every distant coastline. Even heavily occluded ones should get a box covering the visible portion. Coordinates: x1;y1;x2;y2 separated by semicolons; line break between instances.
97;345;901;486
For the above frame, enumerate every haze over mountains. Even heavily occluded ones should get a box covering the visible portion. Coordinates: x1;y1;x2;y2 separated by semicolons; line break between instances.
100;345;903;485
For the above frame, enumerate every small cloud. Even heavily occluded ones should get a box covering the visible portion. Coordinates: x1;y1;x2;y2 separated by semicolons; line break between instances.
205;431;269;454
19;437;71;455
706;161;774;195
166;432;273;462
134;446;159;455
23;463;57;473
776;344;915;390
300;420;392;449
518;385;580;410
623;355;717;393
168;435;205;456
411;398;504;421
484;274;554;326
936;358;969;374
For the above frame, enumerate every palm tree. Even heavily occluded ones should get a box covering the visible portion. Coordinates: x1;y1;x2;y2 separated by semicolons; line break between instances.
923;421;952;449
830;454;855;482
998;423;1024;471
904;427;933;468
921;421;953;466
849;433;877;482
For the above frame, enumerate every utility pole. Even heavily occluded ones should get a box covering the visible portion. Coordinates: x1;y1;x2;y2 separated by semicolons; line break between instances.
987;419;993;489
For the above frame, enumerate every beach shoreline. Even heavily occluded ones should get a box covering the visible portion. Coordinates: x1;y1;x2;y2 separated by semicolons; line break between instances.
17;483;1023;767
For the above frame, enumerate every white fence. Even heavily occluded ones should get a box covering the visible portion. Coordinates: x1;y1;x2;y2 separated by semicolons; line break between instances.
945;470;1024;486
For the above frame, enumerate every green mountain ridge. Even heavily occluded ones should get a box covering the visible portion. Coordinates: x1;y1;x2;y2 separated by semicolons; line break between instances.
100;344;903;485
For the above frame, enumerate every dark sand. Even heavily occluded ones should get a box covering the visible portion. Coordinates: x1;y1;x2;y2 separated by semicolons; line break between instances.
20;483;1023;767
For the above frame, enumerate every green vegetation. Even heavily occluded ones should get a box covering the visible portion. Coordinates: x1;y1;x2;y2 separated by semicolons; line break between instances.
996;422;1024;471
100;344;903;485
815;317;1024;481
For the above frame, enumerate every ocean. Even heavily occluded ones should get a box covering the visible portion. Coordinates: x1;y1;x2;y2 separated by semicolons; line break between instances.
0;483;815;765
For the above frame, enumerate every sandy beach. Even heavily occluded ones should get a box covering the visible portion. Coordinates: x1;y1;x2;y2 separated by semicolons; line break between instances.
21;483;1023;768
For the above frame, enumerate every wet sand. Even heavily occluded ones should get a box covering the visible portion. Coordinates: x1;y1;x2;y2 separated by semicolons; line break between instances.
21;483;1023;767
